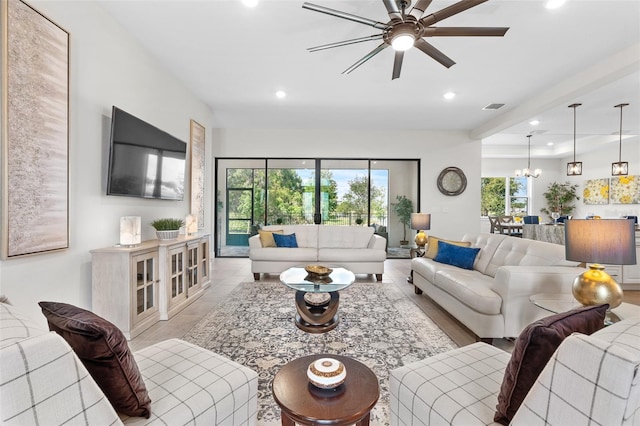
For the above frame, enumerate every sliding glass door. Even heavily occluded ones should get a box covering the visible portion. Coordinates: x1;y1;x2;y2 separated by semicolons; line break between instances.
216;158;419;257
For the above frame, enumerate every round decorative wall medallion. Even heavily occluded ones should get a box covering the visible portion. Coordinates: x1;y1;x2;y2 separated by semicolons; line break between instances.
437;167;467;196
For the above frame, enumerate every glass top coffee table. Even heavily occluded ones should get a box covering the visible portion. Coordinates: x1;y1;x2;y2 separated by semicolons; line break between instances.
280;266;355;333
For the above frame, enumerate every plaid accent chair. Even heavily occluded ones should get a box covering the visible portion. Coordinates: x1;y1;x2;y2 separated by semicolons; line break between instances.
389;316;640;425
0;302;259;425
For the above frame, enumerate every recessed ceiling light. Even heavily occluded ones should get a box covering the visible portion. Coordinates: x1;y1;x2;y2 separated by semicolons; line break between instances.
529;120;540;126
275;90;286;99
545;0;566;9
242;0;258;7
443;92;455;100
547;142;554;146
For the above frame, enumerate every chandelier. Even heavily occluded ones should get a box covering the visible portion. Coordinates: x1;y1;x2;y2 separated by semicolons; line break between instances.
515;134;541;178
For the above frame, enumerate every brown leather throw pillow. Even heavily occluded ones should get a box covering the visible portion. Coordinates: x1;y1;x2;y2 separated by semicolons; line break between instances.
494;303;608;425
38;301;151;418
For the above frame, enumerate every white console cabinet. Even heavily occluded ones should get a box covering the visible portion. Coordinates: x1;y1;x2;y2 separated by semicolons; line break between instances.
91;234;211;339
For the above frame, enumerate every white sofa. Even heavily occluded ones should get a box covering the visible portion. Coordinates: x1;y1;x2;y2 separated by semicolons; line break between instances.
249;225;387;281
411;233;581;341
0;302;259;425
389;316;640;425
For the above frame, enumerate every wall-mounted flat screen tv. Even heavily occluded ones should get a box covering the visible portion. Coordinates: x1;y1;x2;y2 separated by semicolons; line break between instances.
107;106;187;201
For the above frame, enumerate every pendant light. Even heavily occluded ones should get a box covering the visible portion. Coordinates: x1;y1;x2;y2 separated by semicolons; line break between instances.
515;134;541;178
567;103;582;176
612;103;629;176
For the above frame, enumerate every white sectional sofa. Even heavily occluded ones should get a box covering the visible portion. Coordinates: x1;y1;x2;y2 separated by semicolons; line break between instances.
411;233;582;341
249;225;387;281
0;302;258;425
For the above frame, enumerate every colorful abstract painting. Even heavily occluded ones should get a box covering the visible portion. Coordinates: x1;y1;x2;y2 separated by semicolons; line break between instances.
2;0;69;258
610;175;640;204
583;178;609;205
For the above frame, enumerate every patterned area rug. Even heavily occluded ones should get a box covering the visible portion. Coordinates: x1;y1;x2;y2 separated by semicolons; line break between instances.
183;280;457;426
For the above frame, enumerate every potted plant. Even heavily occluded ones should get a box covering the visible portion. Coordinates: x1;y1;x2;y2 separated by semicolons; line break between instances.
150;218;184;240
391;195;413;245
540;181;579;219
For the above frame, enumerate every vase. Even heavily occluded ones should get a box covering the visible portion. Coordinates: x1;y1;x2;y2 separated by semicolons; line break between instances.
155;230;180;240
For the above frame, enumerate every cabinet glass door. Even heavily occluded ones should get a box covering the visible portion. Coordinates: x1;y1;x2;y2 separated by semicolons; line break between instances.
169;247;186;305
187;244;199;292
134;252;158;320
199;240;209;283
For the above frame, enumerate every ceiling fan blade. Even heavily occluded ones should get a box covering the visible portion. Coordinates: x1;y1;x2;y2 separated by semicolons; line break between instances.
415;38;455;68
303;2;389;30
424;26;509;37
308;34;384;52
409;0;433;19
343;43;389;74
392;51;404;80
382;0;402;21
420;0;488;26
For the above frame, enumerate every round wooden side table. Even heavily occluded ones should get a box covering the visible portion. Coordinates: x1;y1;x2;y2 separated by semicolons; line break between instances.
271;354;379;426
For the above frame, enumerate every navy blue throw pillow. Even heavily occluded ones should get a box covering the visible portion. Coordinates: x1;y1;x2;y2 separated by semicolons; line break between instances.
433;240;480;270
273;233;298;248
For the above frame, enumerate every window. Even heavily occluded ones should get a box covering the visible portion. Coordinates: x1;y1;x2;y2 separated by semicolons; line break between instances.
481;177;528;216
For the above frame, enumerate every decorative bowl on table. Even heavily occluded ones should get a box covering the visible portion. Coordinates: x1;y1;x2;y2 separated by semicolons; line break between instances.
307;358;346;389
305;265;333;277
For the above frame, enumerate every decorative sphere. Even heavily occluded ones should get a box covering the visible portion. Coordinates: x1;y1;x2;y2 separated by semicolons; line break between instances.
307;358;346;389
572;265;623;309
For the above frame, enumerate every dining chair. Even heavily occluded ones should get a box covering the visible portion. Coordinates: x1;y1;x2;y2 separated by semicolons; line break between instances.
523;215;539;224
488;216;500;234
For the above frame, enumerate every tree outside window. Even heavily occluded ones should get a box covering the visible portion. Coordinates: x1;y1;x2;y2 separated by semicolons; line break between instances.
481;177;527;216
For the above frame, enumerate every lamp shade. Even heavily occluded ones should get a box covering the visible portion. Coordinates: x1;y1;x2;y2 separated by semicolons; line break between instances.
120;216;141;246
410;213;431;231
565;219;636;265
185;214;198;235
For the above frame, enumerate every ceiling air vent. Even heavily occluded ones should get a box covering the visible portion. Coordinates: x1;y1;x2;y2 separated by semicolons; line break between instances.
482;103;505;110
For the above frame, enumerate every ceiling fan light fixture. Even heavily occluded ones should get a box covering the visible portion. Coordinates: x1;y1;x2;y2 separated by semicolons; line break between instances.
391;34;415;51
390;23;417;51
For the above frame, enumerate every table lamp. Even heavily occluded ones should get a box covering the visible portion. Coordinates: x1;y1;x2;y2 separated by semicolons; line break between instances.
119;216;141;246
565;219;636;309
410;213;431;247
185;214;198;235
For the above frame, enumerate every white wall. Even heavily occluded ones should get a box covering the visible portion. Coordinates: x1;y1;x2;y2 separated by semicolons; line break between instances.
0;1;213;324
212;128;482;241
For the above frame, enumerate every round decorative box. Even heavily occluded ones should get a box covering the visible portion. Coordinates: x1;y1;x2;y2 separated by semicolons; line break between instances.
307;358;347;389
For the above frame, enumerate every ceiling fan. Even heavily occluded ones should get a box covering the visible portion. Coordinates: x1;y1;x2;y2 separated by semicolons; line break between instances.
302;0;509;79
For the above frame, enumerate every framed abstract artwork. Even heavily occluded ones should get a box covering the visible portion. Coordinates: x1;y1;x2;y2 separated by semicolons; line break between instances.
583;179;609;205
1;0;69;258
610;175;639;204
190;120;206;228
